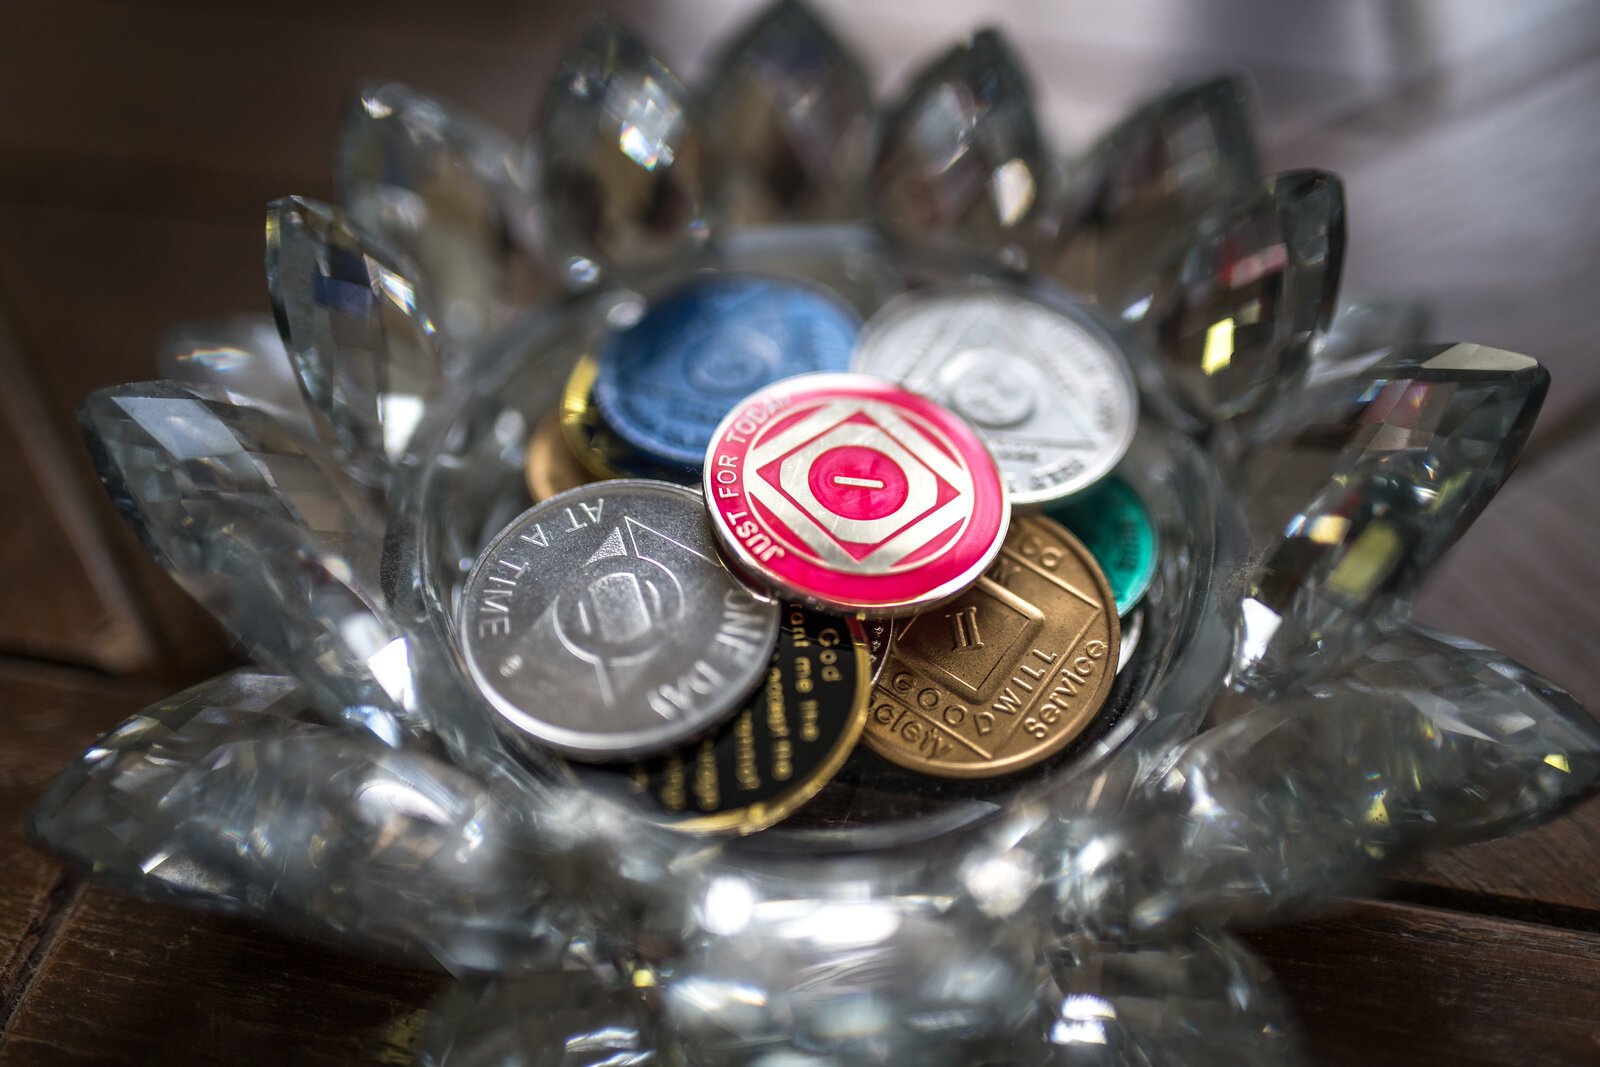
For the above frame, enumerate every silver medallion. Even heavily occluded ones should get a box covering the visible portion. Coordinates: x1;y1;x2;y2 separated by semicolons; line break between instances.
458;480;781;761
852;286;1139;506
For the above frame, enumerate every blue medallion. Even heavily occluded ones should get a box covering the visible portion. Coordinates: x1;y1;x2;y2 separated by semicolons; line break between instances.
593;274;861;467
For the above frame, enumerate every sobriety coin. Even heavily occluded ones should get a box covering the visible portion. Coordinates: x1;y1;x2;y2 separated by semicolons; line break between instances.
560;355;699;485
851;286;1138;506
458;481;781;761
862;513;1120;779
582;602;870;834
703;372;1010;616
594;274;861;467
1046;476;1157;615
525;410;593;501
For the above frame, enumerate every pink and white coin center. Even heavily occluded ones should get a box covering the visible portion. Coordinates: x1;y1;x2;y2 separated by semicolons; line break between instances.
706;375;1008;611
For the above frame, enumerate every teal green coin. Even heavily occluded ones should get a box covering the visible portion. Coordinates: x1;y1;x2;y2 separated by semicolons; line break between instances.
1046;477;1157;615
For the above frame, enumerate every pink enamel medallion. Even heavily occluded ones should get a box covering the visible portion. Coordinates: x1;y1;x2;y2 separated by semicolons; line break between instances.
703;373;1010;615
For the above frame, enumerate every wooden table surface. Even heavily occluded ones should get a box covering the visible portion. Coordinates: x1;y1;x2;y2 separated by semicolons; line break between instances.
2;1;1598;1063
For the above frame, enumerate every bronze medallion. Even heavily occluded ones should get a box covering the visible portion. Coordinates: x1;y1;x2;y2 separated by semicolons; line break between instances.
524;410;593;501
861;514;1120;779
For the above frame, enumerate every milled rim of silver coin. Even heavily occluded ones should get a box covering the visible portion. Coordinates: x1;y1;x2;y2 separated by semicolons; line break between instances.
456;480;781;761
851;284;1139;506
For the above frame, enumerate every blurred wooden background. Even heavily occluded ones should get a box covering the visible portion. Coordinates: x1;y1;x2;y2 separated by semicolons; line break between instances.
1;1;1597;1063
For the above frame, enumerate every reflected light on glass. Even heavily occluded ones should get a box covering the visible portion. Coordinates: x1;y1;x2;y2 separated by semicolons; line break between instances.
1235;597;1284;668
1225;242;1287;288
615;77;681;171
699;875;756;936
1202;316;1234;375
176;344;251;373
1050;993;1115;1046
910;84;974;174
773;901;901;948
989;158;1036;227
377;268;420;317
378;394;426;457
367;636;416;711
353;777;452;825
1323;523;1401;598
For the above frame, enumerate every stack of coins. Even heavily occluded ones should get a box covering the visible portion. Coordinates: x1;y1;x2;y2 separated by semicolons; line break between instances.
478;271;1155;835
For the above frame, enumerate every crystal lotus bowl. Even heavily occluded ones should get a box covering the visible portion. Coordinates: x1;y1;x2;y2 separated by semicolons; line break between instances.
35;5;1599;1064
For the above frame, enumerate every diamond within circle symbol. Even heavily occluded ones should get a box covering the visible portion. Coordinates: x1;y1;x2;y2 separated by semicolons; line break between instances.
761;400;968;567
705;373;1009;615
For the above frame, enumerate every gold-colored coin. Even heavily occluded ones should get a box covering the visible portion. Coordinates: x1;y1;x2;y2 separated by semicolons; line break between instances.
579;604;872;835
524;410;594;501
861;514;1120;779
559;354;629;480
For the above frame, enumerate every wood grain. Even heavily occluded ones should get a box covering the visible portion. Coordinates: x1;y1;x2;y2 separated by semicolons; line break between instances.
1251;899;1600;1067
0;660;163;1043
0;889;443;1066
1415;429;1600;719
0;199;251;677
1391;795;1600;919
0;326;154;671
0;657;165;834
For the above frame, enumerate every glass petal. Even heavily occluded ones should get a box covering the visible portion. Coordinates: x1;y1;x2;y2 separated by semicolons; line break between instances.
1122;170;1346;423
266;195;446;484
1230;343;1547;692
1061;626;1600;934
78;381;417;719
704;0;874;225
1050;76;1260;304
661;888;1045;1065
1311;295;1431;382
1045;932;1303;1065
29;670;332;898
418;973;656;1067
871;29;1051;268
28;670;605;972
337;82;548;347
157;314;312;432
536;19;714;288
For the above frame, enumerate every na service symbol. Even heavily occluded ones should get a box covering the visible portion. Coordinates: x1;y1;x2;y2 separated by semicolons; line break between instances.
705;373;1009;615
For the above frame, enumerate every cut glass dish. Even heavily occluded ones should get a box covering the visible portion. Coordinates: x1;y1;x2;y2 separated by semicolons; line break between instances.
34;4;1598;1063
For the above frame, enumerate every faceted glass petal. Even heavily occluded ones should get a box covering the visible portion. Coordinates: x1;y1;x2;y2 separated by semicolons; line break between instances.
78;382;417;719
1123;170;1346;423
1310;295;1431;382
536;19;714;287
662;891;1044;1065
336;82;548;347
419;973;656;1067
1050;76;1260;304
705;0;874;225
1061;626;1600;934
266;196;446;484
29;670;332;898
157;314;312;432
871;29;1051;268
1045;933;1302;1065
28;670;575;970
1231;343;1548;692
1241;342;1547;523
